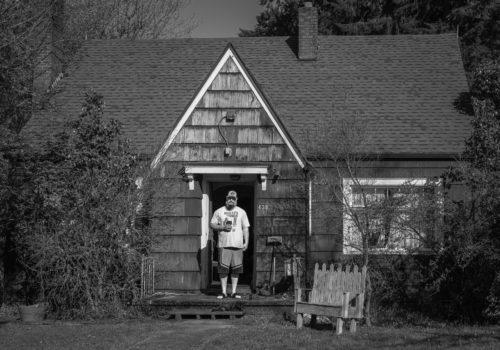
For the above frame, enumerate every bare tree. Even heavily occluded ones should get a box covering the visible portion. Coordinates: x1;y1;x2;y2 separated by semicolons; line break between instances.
0;0;58;130
0;0;196;130
65;0;195;41
306;112;444;325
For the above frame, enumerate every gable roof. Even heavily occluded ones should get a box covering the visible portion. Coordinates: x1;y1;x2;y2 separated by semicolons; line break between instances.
151;45;306;169
23;33;471;158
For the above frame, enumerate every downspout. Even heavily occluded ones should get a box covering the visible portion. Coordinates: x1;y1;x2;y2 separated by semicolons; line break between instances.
304;162;313;287
308;177;312;237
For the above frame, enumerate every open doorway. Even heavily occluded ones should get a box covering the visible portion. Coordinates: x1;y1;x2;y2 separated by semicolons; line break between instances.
210;183;254;287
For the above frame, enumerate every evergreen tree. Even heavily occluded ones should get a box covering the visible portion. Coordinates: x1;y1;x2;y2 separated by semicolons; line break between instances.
240;0;499;70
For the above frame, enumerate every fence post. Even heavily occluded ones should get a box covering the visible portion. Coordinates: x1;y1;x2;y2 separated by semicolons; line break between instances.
141;256;155;298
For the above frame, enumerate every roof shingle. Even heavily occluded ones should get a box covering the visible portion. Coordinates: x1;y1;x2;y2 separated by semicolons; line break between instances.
23;33;471;157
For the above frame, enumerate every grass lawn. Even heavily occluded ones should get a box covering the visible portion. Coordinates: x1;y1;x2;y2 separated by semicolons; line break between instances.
0;315;498;350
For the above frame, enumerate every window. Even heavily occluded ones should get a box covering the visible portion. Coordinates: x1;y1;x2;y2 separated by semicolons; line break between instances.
342;178;442;254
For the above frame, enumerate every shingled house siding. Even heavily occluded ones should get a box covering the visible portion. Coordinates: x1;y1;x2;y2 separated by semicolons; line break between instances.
152;57;306;291
255;164;307;286
149;173;203;291
309;160;454;264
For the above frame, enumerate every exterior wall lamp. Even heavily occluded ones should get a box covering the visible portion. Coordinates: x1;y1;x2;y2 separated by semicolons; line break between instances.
219;110;236;157
225;110;236;123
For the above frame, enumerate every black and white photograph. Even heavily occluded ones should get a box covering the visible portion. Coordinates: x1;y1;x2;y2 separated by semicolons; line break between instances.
0;0;499;348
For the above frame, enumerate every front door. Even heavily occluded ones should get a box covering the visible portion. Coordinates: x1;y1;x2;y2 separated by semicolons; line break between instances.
210;183;254;287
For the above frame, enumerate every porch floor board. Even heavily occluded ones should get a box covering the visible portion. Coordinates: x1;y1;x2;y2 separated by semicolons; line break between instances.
142;293;294;307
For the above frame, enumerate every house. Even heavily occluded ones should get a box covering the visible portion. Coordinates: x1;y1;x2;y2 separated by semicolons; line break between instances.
23;3;471;294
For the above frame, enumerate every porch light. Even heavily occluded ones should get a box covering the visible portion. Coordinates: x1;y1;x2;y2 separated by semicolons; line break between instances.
225;110;236;122
218;112;236;158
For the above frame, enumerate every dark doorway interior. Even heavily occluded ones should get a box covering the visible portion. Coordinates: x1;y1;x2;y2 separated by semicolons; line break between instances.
211;183;254;286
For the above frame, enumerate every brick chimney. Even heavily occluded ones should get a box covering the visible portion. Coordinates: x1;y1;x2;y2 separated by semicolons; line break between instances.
34;0;64;93
298;2;318;60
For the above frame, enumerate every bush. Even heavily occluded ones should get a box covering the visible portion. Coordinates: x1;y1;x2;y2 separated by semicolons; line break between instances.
367;98;499;324
15;91;151;318
424;198;499;323
426;96;499;323
366;94;500;324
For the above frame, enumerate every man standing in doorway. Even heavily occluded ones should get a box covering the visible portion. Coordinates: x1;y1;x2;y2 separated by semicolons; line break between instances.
210;190;249;299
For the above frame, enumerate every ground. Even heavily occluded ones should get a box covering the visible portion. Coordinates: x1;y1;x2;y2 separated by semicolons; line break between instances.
0;315;499;350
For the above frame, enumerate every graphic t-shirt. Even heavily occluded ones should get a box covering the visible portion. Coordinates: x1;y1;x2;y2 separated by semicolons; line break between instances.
210;206;250;248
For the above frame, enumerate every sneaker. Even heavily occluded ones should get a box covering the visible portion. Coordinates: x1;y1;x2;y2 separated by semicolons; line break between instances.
230;293;241;299
217;293;228;299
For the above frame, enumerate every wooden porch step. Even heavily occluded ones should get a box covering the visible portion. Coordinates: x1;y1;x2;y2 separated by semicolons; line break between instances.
171;308;244;320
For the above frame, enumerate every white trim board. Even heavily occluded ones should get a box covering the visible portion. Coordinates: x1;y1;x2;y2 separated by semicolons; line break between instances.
201;177;210;250
150;46;305;169
343;178;429;187
184;165;268;174
183;165;269;191
342;178;429;207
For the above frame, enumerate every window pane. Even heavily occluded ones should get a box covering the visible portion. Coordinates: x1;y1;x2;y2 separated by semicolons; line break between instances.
351;186;386;206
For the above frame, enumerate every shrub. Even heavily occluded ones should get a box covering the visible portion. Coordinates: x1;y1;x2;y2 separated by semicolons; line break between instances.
425;96;499;323
16;91;150;317
424;196;499;323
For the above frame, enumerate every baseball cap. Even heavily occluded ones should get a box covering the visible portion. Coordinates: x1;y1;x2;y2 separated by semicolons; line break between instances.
226;190;237;199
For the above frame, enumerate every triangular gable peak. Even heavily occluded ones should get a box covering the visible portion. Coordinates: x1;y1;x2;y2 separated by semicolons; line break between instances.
150;45;305;169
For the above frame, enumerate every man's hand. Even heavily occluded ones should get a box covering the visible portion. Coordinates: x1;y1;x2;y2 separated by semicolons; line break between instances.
243;227;249;251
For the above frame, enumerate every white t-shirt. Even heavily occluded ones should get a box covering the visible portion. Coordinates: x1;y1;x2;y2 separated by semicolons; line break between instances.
210;206;250;248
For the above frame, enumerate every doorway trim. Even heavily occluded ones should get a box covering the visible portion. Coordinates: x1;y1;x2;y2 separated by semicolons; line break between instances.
196;166;263;290
184;165;269;191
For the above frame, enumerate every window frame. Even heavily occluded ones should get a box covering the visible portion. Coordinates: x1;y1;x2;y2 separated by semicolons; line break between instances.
342;178;442;255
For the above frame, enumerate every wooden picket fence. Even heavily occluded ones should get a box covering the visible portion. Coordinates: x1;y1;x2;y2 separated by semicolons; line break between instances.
310;263;367;305
295;263;367;334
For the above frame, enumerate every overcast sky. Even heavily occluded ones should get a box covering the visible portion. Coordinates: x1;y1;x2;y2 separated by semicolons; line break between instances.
182;0;263;38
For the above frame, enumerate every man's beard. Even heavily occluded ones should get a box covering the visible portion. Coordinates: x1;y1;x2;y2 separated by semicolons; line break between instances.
226;202;235;209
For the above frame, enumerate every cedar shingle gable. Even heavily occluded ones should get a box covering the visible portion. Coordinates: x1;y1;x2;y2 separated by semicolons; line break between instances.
23;33;471;157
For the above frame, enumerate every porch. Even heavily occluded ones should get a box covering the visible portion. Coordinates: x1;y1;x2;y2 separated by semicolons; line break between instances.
141;287;294;320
